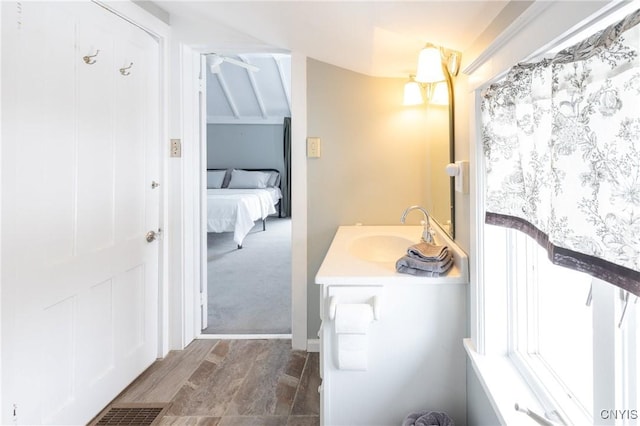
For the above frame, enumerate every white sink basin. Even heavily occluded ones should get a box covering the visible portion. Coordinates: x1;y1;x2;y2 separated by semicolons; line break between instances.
348;235;414;262
315;224;469;285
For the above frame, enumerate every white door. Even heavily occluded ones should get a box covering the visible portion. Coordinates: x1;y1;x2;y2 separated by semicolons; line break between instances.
1;2;160;424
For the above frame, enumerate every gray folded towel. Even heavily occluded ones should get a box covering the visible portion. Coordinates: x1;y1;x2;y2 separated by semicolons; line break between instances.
402;410;454;426
396;241;454;277
396;255;454;276
397;253;452;272
407;242;449;261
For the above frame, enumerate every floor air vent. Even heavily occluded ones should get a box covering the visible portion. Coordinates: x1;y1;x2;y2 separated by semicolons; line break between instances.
90;403;170;426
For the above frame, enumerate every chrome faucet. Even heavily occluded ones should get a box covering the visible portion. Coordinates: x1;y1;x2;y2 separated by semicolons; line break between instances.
400;205;435;244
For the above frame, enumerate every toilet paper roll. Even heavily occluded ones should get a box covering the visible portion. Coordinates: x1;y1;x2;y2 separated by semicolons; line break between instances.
334;303;374;334
338;334;368;370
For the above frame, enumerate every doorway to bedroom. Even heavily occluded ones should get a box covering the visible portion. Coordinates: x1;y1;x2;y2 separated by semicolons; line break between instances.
201;52;292;336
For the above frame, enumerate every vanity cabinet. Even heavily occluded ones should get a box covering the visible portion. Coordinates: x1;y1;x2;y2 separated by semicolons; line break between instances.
315;225;469;426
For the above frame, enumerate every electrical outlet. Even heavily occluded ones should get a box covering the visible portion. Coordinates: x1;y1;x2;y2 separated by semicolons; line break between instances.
170;139;182;158
307;137;321;158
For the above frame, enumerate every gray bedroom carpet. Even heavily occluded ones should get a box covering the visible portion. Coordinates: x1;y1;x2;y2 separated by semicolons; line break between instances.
202;217;292;335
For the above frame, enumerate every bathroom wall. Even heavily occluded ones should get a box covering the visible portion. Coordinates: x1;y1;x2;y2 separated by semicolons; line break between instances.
466;359;501;425
306;58;445;335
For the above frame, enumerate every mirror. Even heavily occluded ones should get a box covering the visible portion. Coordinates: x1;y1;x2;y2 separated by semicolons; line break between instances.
424;97;454;239
407;45;460;239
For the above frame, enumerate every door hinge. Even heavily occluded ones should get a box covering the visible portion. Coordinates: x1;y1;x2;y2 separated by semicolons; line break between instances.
200;292;205;306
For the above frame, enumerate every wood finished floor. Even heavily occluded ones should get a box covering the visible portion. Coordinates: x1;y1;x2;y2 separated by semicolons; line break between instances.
100;339;320;426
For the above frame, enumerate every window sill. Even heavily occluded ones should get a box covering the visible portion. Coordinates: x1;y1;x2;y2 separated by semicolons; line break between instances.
464;338;548;426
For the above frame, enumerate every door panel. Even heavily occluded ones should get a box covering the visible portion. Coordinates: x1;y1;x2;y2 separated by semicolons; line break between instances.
78;279;115;384
41;297;75;418
76;16;117;255
1;2;160;424
115;265;146;357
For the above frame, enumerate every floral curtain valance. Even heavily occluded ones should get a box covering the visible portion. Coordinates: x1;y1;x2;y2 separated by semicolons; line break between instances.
481;8;640;297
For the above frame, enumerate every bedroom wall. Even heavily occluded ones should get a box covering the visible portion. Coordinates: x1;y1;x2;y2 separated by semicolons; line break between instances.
306;59;438;336
207;123;284;174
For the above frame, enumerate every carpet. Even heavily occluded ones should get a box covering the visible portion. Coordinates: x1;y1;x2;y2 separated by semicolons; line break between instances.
202;216;292;334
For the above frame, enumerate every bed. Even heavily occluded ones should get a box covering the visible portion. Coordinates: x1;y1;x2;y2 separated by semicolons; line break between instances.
206;168;283;248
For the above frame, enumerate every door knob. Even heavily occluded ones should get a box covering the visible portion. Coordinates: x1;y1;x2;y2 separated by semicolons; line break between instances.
146;229;162;243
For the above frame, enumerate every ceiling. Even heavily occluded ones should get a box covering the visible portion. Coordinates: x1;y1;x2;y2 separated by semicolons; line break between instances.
205;53;292;124
153;1;515;124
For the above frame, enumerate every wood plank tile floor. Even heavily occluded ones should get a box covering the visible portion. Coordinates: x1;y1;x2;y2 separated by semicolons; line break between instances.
97;339;320;426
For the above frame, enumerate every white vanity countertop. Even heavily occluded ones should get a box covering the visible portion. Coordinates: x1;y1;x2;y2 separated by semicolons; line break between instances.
315;224;469;286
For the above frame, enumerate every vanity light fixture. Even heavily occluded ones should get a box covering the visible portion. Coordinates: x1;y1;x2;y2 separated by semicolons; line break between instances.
402;42;462;238
415;43;446;83
402;43;461;106
416;43;461;82
402;78;448;106
429;81;449;106
403;75;424;106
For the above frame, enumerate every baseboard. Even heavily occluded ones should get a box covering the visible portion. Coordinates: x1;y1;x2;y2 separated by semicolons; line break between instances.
195;334;320;352
307;338;320;352
198;334;292;340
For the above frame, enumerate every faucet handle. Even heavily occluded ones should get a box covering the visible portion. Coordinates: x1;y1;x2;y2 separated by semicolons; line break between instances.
420;220;435;244
402;206;434;243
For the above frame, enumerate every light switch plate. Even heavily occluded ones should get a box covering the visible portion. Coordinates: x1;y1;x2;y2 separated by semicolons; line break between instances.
307;137;321;158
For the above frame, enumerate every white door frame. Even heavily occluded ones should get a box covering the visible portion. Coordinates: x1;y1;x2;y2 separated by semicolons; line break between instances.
179;48;308;350
198;55;209;332
170;44;203;349
290;53;308;350
0;2;4;414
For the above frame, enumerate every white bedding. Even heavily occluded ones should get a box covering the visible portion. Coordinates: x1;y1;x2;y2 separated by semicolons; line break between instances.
207;188;282;246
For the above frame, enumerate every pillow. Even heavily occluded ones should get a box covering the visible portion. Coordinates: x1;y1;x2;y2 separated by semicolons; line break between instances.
267;171;279;187
221;168;233;188
207;170;226;188
227;169;270;189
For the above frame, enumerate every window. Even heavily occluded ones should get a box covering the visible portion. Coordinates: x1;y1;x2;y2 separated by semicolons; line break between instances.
509;229;594;423
485;225;639;425
470;3;640;425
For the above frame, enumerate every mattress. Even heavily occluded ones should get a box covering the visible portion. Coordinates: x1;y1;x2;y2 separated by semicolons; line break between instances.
206;188;281;246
